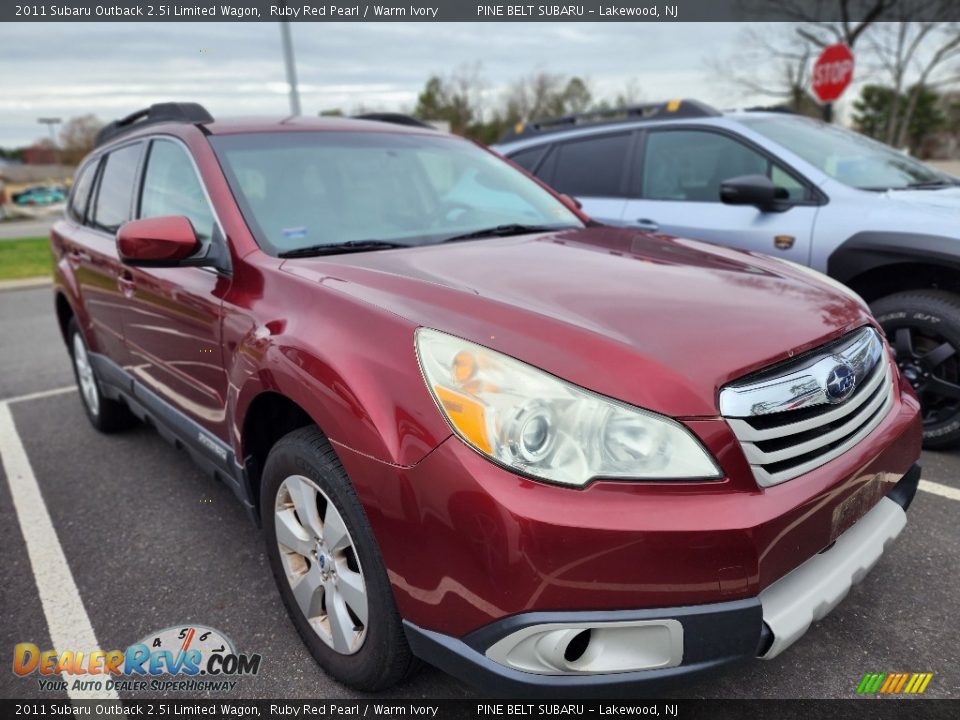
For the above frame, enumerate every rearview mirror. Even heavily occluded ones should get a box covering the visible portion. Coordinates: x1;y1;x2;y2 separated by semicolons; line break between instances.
117;216;201;266
719;175;784;212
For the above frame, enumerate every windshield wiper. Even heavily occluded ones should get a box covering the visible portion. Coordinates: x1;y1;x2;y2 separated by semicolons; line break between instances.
904;179;959;189
441;224;571;243
277;240;411;258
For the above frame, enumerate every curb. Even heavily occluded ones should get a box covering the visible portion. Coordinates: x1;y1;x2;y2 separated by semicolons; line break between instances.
0;277;51;293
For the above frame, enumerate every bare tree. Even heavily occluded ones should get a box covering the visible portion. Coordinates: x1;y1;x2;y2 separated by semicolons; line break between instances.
59;115;103;165
710;25;817;110
715;0;895;114
863;5;960;145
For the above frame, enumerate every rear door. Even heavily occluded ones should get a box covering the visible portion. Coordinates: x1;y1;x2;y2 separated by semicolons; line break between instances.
118;137;231;437
69;142;144;363
515;131;636;224
622;127;820;264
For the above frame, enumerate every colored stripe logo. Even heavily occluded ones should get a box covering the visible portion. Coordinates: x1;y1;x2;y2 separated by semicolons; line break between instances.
857;672;933;694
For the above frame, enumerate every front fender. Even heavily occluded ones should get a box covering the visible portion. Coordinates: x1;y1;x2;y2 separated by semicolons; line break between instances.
228;298;452;468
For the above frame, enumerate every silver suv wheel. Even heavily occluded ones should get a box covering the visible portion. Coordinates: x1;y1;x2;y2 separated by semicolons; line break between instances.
274;474;369;655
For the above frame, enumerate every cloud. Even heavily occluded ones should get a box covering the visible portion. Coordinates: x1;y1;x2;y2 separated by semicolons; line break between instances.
0;21;751;146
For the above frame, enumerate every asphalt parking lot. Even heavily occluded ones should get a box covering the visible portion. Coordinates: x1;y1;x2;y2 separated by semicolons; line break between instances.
1;285;958;701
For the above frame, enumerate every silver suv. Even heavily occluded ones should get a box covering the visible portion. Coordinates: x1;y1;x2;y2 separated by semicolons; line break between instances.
494;100;960;448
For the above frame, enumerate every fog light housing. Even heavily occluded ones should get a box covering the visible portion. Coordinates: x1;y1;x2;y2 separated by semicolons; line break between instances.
484;619;683;675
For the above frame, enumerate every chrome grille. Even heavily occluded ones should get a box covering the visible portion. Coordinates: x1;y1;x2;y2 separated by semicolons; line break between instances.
720;327;894;487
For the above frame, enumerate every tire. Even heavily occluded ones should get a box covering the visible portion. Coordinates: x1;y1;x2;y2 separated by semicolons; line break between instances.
872;290;960;448
67;318;135;433
260;426;418;691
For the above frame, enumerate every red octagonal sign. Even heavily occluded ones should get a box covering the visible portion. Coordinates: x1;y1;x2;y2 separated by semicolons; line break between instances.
812;43;855;103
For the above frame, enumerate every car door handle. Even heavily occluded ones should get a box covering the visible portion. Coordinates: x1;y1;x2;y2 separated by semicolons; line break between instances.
634;218;659;232
118;271;136;297
67;248;89;266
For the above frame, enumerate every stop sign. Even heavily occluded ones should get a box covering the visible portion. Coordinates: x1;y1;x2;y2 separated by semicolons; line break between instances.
812;43;855;103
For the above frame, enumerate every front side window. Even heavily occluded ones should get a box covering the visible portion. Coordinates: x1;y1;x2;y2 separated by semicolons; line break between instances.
641;129;806;203
210;132;582;255
92;143;142;232
140;139;216;247
741;115;951;191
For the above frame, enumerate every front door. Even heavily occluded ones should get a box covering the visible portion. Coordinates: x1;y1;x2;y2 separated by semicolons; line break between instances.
622;128;820;265
118;138;230;438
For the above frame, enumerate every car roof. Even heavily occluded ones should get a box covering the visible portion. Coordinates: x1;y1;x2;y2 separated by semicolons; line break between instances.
201;115;445;136
92;103;447;154
493;108;798;151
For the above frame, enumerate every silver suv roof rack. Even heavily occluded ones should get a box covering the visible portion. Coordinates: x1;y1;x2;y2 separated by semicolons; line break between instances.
499;99;720;142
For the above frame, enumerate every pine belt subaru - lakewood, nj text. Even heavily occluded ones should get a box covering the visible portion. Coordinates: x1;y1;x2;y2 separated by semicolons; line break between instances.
51;103;922;695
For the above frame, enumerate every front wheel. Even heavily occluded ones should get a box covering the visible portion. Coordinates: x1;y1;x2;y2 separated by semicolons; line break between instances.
872;290;960;448
260;426;417;691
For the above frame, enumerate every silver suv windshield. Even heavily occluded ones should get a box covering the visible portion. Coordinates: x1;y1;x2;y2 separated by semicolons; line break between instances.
210;131;582;256
740;115;953;191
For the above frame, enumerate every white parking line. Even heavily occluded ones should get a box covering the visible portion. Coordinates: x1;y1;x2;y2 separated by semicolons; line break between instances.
0;401;119;701
4;385;76;405
919;479;960;502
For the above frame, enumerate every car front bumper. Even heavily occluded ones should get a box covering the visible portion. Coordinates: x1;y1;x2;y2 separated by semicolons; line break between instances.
401;466;919;696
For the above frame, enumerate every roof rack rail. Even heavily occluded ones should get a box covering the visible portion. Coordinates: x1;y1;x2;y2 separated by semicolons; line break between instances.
352;112;436;129
743;104;798;114
499;99;721;142
94;102;214;148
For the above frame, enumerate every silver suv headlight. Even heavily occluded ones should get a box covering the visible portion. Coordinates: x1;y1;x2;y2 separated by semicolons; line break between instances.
416;328;721;487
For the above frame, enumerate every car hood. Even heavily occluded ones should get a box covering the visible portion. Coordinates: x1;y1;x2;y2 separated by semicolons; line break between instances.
879;186;960;218
281;227;874;417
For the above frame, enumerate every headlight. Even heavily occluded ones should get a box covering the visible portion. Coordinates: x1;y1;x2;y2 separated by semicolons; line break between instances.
779;260;869;309
415;328;721;487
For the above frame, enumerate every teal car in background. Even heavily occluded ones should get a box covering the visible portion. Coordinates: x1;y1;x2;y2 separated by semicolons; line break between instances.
13;185;67;206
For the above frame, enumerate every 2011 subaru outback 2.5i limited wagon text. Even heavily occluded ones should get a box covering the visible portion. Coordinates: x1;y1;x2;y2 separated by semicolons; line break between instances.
53;102;922;696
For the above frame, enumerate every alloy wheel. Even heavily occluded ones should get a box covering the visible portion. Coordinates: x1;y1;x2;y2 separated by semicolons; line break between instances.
891;325;960;426
274;475;368;655
72;333;100;417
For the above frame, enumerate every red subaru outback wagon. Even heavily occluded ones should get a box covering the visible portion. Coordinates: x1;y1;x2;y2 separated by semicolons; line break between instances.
52;103;922;695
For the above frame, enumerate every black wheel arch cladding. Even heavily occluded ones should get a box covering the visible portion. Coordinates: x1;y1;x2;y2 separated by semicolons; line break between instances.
827;231;960;288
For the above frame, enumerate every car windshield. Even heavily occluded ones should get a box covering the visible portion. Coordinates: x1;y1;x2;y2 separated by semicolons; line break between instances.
209;130;583;255
740;115;953;191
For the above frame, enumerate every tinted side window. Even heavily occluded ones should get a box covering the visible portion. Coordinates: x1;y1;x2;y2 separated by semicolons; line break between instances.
641;130;806;202
508;146;545;173
140;140;216;247
92;144;142;232
550;134;629;197
67;159;98;223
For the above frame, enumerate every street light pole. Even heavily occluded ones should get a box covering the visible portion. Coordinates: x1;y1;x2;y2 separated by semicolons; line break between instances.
37;117;62;182
279;19;302;116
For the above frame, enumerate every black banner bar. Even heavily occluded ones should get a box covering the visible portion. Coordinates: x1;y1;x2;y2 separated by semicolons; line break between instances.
4;0;960;23
2;699;959;719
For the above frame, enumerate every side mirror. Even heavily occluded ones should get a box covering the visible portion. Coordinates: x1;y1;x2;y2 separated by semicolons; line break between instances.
720;175;784;212
117;216;201;266
559;193;583;211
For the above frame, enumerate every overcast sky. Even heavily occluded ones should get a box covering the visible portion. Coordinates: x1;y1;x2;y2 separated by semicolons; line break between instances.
1;22;816;147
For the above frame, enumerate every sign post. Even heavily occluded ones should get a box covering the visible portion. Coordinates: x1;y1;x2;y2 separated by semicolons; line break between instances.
811;43;855;123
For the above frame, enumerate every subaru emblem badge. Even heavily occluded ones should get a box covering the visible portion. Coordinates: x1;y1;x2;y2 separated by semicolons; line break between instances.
825;360;857;403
